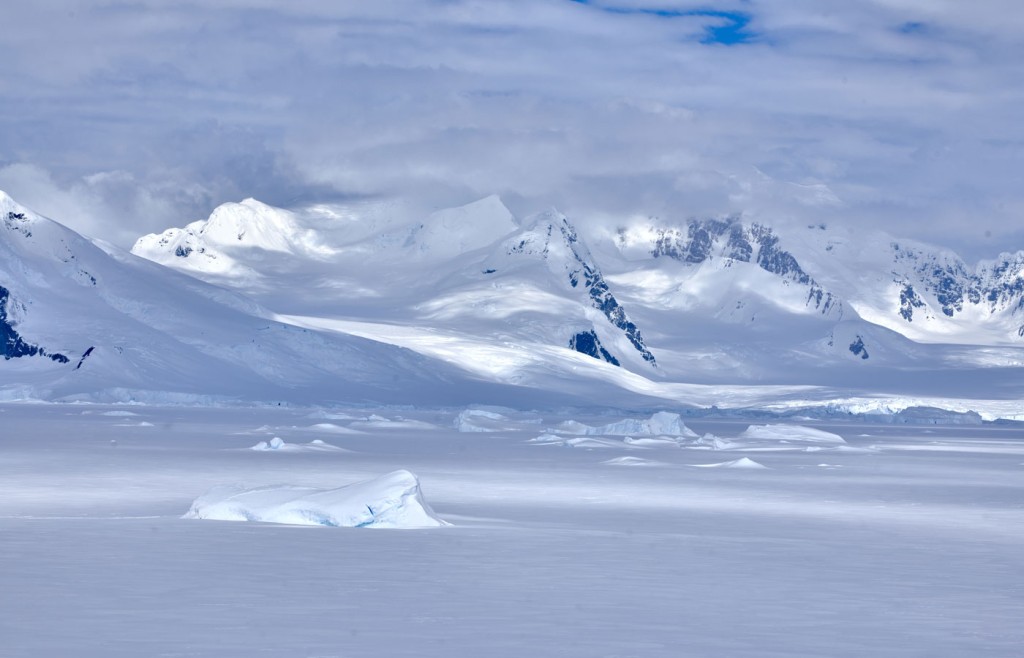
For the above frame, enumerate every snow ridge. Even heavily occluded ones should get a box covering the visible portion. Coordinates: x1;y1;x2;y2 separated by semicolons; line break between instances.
496;210;657;366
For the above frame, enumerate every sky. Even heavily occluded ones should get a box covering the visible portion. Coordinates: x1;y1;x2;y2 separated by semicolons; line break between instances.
1;0;1022;260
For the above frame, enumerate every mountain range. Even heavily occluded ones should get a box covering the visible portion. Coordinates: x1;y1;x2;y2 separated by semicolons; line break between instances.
3;189;1023;416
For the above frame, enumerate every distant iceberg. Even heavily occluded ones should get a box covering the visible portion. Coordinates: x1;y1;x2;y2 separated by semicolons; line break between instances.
250;437;347;452
554;412;698;438
738;424;845;445
690;457;768;470
455;408;524;432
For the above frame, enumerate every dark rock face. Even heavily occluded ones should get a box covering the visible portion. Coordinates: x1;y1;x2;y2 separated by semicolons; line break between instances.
75;346;95;370
569;330;620;366
849;335;869;360
652;220;730;263
899;284;926;321
559;220;657;365
892;243;1024;321
4;211;32;238
0;286;69;363
646;218;838;315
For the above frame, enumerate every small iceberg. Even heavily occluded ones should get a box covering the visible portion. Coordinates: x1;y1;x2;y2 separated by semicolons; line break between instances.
351;417;437;430
623;436;682;448
602;456;662;467
183;470;448;528
454;408;517;432
306;422;362;434
251;437;288;451
527;433;567;445
738;424;845;445
554;412;698;438
694;433;740;450
690;457;768;470
250;437;347;452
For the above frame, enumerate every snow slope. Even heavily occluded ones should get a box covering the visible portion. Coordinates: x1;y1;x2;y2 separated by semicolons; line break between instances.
0;191;506;405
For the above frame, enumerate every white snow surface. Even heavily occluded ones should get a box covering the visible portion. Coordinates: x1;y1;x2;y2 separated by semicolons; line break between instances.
2;403;1024;657
184;469;446;528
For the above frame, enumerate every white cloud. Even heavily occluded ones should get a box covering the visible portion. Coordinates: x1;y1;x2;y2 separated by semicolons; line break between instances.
0;1;1021;259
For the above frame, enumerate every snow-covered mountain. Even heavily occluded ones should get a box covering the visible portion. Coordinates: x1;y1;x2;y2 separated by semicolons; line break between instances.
4;188;1024;411
133;196;659;371
126;194;1024;404
0;191;515;405
608;215;1024;345
612;218;841;318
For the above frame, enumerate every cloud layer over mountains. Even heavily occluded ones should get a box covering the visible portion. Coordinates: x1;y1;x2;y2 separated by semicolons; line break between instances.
1;1;1022;259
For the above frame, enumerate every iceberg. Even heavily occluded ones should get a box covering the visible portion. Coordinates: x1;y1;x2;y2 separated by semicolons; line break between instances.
183;470;448;528
690;457;769;470
738;424;846;445
554;412;698;438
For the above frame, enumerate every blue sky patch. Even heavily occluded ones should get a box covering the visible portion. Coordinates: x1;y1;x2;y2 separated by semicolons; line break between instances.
898;21;927;34
568;2;755;45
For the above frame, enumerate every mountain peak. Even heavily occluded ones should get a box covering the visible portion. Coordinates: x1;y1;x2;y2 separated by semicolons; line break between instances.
0;190;32;218
406;195;519;258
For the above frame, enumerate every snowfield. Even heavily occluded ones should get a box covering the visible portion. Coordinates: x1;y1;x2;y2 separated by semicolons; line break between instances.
1;402;1022;657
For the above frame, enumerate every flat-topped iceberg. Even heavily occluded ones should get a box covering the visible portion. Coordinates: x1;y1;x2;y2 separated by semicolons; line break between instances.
691;457;769;470
249;437;347;452
553;412;697;438
183;470;448;528
738;424;846;445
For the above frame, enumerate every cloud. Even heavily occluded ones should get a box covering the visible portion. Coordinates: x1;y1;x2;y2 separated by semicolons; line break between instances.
0;163;205;245
0;1;1022;259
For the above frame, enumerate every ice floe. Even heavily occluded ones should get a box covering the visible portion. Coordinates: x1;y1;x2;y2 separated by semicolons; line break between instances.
690;457;768;470
738;424;846;445
351;417;437;430
306;422;361;434
623;436;683;448
552;412;697;438
692;434;740;450
183;469;448;528
307;411;360;421
454;408;530;432
602;456;663;467
690;424;849;452
529;435;627;448
564;437;627;449
249;437;347;452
